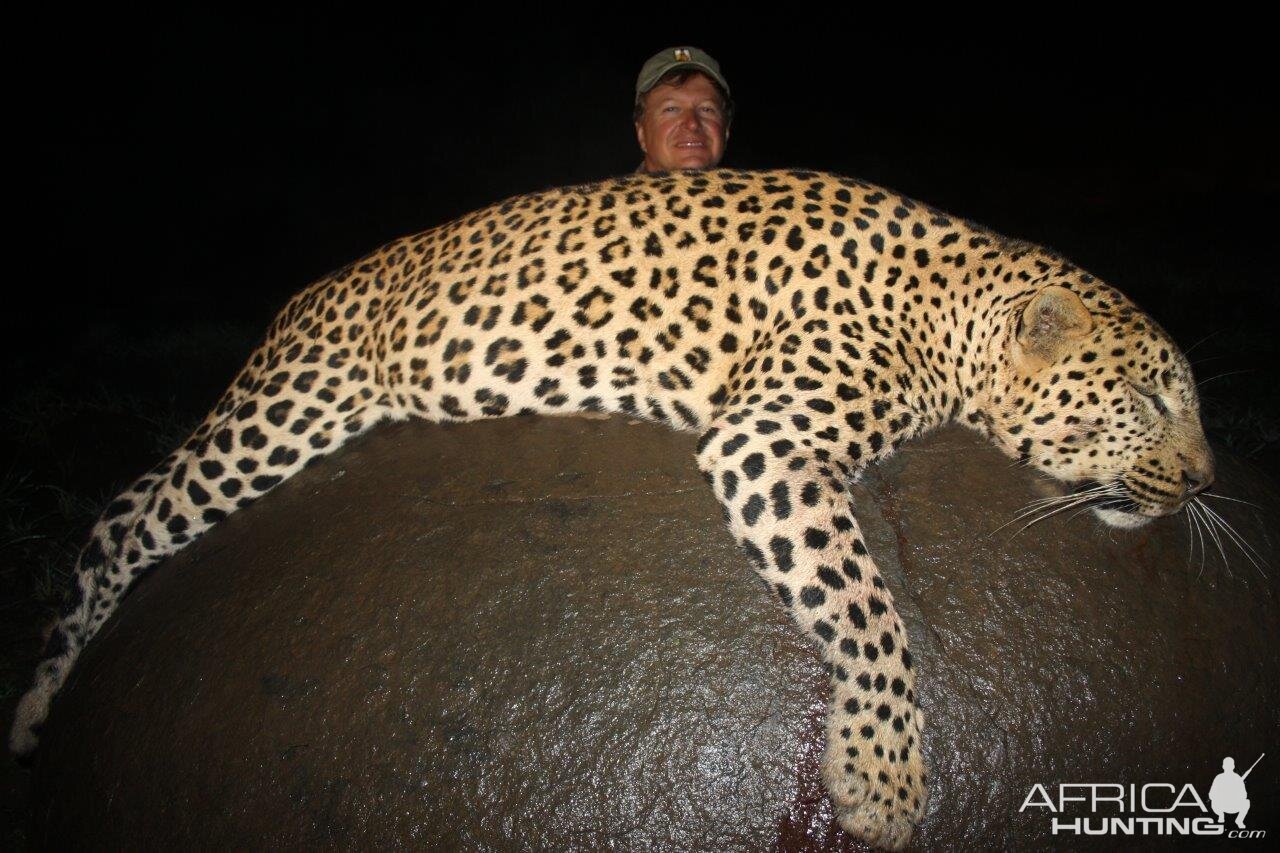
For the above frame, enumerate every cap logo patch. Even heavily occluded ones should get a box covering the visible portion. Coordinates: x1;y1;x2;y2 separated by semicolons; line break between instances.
674;49;691;62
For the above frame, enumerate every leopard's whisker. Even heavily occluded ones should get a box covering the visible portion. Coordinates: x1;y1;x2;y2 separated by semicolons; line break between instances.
1196;499;1270;579
1191;500;1229;575
1193;500;1225;578
991;485;1119;537
1012;493;1091;515
1066;503;1103;523
1020;483;1118;509
1197;369;1252;388
1183;506;1196;571
1201;492;1261;510
1189;501;1208;578
1004;488;1122;539
1182;329;1221;357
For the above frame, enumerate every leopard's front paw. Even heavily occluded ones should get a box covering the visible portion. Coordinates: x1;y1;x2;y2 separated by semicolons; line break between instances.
822;701;927;850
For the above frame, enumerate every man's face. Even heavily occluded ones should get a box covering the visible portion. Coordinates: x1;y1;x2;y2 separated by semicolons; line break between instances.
635;73;729;172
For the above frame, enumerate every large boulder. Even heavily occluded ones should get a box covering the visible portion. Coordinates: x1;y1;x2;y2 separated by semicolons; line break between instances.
27;417;1279;849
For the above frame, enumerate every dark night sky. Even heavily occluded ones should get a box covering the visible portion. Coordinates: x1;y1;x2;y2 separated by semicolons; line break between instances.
10;11;1278;409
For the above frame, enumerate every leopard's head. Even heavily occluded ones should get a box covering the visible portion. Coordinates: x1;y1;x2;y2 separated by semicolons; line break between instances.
984;283;1213;528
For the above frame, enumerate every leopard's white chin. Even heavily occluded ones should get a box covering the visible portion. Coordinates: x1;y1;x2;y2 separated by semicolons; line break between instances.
1093;505;1154;529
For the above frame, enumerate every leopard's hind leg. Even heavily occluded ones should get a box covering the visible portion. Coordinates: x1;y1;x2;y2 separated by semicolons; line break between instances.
9;332;395;754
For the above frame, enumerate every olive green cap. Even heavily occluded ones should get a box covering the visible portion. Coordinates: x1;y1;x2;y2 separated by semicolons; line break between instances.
635;46;730;103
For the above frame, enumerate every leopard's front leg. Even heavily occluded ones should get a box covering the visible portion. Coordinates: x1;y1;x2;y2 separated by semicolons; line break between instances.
697;403;927;850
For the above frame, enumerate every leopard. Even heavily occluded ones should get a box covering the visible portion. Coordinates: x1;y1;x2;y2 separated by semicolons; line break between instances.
9;168;1213;850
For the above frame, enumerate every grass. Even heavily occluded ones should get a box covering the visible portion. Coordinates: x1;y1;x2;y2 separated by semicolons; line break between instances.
0;472;95;616
0;320;256;688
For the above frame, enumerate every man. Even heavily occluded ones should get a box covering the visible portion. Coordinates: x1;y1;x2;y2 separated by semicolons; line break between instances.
634;47;733;173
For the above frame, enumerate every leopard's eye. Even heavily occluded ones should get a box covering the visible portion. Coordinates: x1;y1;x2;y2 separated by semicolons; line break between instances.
1131;384;1171;417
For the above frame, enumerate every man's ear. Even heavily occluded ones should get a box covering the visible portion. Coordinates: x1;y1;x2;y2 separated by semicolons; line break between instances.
1014;285;1094;369
635;122;648;154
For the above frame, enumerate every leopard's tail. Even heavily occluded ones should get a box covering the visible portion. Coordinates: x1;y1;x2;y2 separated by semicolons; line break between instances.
9;317;395;755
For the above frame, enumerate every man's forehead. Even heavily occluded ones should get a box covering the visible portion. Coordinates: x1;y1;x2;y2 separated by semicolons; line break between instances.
646;74;721;102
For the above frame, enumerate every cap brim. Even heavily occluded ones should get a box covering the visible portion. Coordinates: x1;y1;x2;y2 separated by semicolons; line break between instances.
637;63;730;99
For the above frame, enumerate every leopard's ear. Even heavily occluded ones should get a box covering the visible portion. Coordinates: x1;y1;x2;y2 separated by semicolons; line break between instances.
1014;285;1093;369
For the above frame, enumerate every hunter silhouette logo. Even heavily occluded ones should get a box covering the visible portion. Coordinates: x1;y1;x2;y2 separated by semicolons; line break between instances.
1211;754;1263;828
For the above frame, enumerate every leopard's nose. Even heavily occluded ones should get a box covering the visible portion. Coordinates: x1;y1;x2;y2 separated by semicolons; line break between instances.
1182;466;1213;497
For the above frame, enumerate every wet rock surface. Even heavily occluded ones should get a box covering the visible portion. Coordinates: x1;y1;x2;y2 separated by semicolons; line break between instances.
28;417;1279;849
